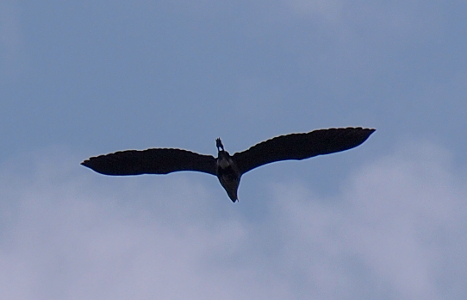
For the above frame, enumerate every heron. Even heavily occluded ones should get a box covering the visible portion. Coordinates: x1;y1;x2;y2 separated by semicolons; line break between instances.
81;127;375;202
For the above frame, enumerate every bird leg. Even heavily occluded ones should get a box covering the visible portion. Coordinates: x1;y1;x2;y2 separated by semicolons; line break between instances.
216;138;224;151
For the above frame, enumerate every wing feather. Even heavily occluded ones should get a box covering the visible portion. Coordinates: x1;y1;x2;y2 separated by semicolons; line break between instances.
81;148;217;176
233;127;375;174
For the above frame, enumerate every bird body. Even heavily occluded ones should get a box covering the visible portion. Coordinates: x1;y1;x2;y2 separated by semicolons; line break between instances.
215;139;241;201
82;127;375;202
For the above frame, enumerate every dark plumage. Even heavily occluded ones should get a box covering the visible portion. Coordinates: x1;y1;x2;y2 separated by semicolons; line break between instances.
81;127;375;202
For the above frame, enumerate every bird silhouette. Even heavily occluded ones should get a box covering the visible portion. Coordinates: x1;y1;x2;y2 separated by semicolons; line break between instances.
81;127;375;202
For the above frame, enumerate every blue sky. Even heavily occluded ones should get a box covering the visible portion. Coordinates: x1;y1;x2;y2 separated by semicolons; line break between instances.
1;0;466;299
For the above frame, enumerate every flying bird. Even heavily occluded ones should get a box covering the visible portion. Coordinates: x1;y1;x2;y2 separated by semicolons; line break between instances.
81;127;375;202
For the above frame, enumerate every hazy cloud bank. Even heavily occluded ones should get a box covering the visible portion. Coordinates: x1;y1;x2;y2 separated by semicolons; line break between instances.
0;142;465;299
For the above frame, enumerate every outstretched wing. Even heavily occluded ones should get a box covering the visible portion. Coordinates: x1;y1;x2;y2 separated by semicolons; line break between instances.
233;127;375;174
81;148;217;176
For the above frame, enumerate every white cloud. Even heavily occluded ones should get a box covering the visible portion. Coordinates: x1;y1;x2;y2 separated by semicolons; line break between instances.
271;141;467;299
0;142;466;299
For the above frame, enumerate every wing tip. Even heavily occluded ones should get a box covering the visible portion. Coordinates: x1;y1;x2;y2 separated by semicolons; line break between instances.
360;127;376;139
80;157;100;173
364;127;376;133
350;127;376;146
80;156;112;175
